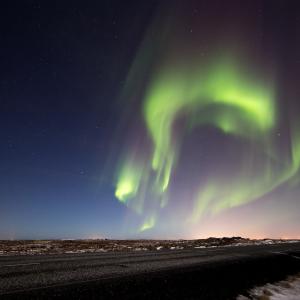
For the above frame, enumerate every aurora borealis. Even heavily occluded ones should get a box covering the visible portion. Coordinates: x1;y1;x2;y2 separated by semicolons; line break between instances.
1;0;300;239
114;0;300;236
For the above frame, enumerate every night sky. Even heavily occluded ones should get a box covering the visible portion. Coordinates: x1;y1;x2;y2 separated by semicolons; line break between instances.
1;0;300;240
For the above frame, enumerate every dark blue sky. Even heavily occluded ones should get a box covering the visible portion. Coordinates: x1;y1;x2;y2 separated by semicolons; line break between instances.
1;0;300;239
0;1;157;239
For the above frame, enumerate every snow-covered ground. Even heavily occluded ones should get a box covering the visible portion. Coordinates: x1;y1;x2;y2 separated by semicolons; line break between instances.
237;273;300;300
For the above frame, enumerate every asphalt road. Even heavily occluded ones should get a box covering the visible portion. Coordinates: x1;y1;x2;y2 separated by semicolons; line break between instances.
1;242;300;299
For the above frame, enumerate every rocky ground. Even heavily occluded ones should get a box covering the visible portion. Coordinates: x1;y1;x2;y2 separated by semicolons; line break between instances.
0;237;298;256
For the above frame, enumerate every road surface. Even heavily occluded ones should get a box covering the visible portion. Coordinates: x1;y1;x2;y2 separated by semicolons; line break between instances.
1;242;300;299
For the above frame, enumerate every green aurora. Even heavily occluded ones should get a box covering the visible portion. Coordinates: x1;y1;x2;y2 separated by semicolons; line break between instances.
114;3;300;233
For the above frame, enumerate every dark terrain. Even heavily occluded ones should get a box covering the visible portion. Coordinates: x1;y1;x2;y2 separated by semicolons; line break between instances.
0;242;300;299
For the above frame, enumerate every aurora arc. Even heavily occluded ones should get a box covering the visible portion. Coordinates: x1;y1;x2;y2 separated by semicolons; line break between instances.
114;7;300;233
